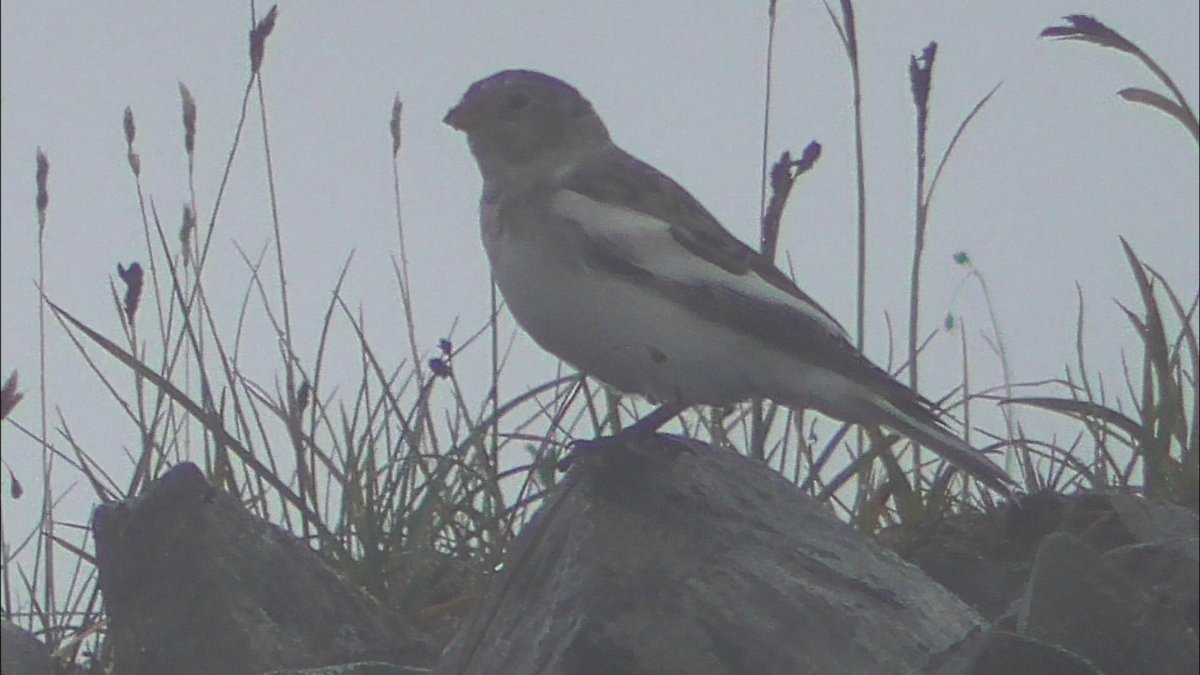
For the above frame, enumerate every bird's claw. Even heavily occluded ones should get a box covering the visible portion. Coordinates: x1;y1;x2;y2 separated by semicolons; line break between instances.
556;430;695;472
556;435;617;472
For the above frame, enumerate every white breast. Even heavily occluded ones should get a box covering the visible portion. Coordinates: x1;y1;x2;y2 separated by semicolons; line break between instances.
485;228;755;406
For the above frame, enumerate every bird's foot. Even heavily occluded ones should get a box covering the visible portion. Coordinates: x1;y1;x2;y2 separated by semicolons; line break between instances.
557;432;634;472
556;402;692;472
556;427;695;472
555;441;593;473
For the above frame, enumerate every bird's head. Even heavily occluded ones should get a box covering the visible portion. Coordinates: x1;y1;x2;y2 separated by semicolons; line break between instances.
445;70;610;182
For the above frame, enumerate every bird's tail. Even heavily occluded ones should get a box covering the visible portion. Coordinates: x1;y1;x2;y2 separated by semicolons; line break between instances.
867;397;1016;495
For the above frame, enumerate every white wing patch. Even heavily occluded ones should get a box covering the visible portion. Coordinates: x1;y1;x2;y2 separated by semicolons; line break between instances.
551;189;851;341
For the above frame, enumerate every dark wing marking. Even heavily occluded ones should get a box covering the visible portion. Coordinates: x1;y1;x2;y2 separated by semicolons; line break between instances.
562;147;949;431
564;147;849;337
578;230;655;282
660;279;950;430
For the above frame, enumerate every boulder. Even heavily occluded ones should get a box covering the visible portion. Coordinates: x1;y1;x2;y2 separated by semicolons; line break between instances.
93;462;437;674
437;435;984;673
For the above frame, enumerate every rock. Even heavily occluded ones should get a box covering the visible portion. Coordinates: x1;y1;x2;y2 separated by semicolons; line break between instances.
1022;531;1144;671
1104;537;1199;636
436;435;985;674
93;462;437;674
1061;491;1198;553
1022;531;1198;674
899;490;1199;625
1;619;52;674
882;502;1027;623
1105;493;1198;543
259;662;431;674
909;546;1028;621
924;629;1101;675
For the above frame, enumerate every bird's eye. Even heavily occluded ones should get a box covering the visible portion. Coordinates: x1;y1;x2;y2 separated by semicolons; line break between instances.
507;92;530;111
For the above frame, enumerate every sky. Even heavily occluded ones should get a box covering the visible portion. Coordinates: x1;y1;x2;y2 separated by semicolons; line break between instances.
1;2;1197;602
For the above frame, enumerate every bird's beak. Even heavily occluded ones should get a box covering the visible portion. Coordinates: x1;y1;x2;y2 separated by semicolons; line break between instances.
443;101;472;131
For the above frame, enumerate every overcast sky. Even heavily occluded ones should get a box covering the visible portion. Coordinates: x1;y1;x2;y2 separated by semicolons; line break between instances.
2;2;1197;588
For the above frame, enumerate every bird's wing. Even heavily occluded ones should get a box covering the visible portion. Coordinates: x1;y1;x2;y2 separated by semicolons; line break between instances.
564;149;849;334
556;148;942;427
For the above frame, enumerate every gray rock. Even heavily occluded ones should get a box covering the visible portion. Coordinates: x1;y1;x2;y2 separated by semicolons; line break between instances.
1106;493;1199;544
910;546;1029;620
437;435;985;674
924;629;1101;675
93;462;437;674
1104;537;1199;635
1061;492;1198;553
1022;532;1144;672
260;662;431;675
1;619;52;675
1023;531;1198;674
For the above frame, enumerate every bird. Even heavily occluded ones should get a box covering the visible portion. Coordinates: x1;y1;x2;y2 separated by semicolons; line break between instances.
444;69;1015;493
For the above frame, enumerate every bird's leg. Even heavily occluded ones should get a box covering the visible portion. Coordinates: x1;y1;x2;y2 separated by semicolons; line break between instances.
558;401;688;471
624;401;688;436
